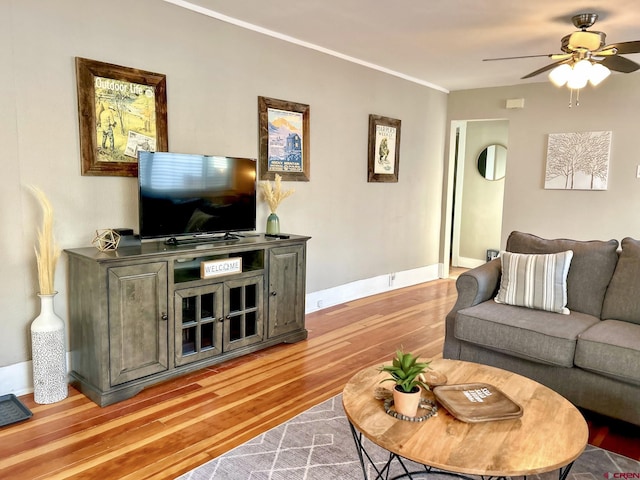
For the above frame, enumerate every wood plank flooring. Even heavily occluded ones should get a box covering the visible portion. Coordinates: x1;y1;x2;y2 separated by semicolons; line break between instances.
0;278;638;479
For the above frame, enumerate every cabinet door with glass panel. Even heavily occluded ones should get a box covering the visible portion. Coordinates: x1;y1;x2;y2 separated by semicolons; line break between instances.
174;284;224;366
174;274;264;366
223;275;264;352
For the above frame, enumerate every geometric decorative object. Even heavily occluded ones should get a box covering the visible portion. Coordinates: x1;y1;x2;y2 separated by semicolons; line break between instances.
31;292;68;404
545;131;611;190
92;229;121;251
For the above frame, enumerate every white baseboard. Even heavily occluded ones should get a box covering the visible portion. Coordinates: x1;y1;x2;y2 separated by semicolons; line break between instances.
0;353;72;397
2;265;441;396
305;263;440;313
455;256;486;269
0;360;34;397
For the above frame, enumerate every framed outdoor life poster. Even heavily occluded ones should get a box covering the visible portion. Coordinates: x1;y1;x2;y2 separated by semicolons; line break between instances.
75;57;168;176
258;96;310;181
368;114;401;183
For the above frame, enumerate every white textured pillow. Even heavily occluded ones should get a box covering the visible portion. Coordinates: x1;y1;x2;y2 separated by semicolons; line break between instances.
495;250;573;314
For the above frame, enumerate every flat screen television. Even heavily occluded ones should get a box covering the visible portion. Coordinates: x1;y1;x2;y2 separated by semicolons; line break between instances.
138;152;257;241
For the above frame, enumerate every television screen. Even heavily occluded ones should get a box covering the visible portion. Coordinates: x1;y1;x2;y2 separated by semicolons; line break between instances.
138;152;256;240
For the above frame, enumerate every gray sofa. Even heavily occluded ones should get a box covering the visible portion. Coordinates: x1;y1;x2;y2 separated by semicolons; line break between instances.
444;231;640;426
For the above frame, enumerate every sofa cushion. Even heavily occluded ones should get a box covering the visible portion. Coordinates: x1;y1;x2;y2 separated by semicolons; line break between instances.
495;250;573;314
455;300;600;367
506;231;619;318
601;237;640;325
575;320;640;386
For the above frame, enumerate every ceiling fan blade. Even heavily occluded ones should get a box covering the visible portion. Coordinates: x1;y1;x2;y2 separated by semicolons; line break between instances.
594;47;617;56
521;59;571;79
483;54;554;61
550;53;573;61
600;55;640;73
603;41;640;55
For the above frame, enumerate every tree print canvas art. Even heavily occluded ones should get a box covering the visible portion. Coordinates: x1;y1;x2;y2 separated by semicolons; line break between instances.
544;131;611;190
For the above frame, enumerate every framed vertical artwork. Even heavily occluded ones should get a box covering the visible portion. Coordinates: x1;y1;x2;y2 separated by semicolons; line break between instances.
368;114;401;183
258;96;310;181
75;57;168;176
544;131;611;190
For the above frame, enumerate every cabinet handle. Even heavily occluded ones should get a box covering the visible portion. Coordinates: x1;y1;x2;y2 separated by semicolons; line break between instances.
161;313;168;321
271;291;277;296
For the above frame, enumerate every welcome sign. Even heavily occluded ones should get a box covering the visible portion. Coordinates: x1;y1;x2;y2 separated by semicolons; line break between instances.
200;257;242;279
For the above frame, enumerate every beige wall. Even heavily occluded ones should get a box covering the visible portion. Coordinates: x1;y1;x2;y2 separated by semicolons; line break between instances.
458;120;507;263
0;0;447;374
447;75;640;248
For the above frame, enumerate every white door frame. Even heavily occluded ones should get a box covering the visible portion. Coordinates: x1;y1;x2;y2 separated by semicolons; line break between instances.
441;120;467;279
442;118;508;277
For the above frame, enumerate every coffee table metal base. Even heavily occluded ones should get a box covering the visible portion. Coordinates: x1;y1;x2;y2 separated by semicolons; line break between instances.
349;422;576;480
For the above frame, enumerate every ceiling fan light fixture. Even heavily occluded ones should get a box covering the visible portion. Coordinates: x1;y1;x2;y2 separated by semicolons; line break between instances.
488;12;640;105
589;63;611;85
567;59;592;89
549;63;572;86
568;31;605;51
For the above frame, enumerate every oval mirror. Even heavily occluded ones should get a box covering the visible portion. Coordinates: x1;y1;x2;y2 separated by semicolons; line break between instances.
477;144;507;181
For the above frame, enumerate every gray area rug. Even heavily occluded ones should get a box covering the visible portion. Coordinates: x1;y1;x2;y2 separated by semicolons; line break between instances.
177;395;640;480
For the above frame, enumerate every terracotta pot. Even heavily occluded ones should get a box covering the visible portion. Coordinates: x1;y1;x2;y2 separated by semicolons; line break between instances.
393;385;421;417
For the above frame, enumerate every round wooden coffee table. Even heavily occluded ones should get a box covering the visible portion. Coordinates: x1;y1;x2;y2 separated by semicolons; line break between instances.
342;358;588;479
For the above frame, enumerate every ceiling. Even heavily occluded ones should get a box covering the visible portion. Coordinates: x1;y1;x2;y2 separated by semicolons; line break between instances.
166;0;640;92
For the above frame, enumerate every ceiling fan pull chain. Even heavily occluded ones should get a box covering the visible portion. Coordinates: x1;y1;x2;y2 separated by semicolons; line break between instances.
569;88;573;108
568;88;581;108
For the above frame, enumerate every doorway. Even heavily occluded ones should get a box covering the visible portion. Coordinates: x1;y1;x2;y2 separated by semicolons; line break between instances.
442;119;508;278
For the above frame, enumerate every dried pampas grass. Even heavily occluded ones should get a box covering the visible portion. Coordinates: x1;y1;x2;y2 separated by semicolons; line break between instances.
259;174;295;213
29;186;61;295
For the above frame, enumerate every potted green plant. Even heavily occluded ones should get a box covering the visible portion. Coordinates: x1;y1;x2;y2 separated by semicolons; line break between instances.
378;348;431;417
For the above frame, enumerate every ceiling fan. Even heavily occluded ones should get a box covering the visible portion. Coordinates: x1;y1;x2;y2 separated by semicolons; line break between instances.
484;13;640;81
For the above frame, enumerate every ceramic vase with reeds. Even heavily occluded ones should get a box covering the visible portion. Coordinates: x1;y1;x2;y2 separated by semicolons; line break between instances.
29;186;67;404
260;174;294;236
31;292;67;404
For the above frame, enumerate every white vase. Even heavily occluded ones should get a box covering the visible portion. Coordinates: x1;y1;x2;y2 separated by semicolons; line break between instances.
31;292;68;404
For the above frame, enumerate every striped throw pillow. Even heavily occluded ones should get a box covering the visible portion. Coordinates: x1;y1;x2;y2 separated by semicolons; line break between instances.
495;250;574;314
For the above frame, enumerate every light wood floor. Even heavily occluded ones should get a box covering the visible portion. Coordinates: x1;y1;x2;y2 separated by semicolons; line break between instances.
1;278;638;479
